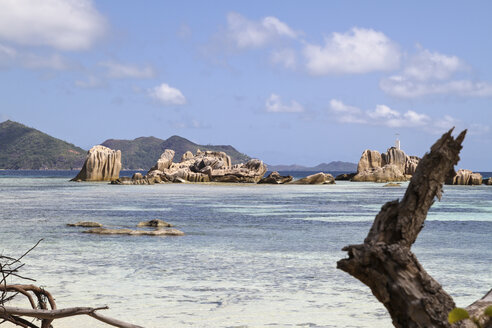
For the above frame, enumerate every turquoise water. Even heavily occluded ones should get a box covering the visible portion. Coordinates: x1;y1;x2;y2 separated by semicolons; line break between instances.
0;172;491;327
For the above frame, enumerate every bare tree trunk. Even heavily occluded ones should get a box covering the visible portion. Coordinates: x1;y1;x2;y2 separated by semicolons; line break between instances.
337;129;491;328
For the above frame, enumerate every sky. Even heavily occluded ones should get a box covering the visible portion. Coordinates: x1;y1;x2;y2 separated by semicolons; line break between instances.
0;1;491;170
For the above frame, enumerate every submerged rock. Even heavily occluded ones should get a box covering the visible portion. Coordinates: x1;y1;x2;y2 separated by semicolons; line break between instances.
71;145;121;181
257;171;293;184
383;183;402;187
137;219;173;227
83;227;184;236
446;169;483;185
67;221;103;228
290;172;335;185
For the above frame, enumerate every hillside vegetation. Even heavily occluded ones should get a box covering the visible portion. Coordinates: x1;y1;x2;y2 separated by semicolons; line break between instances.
0;120;86;169
102;135;251;169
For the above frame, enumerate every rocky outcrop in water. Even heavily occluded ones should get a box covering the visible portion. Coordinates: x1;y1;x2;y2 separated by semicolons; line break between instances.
67;221;103;227
484;177;492;185
352;147;420;182
71;145;121;181
290;172;335;185
83;227;184;236
445;169;483;185
352;164;408;183
335;173;357;181
145;149;267;183
257;171;293;184
137;219;173;227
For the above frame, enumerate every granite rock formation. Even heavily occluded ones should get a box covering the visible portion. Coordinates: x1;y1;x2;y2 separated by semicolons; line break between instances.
352;164;408;183
484;177;492;185
445;169;483;185
290;172;335;185
145;149;267;183
71;145;121;181
353;147;420;182
257;171;293;184
335;173;357;181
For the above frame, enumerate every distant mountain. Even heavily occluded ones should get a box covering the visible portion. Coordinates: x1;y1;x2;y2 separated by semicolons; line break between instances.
0;120;86;169
101;135;251;169
268;161;357;172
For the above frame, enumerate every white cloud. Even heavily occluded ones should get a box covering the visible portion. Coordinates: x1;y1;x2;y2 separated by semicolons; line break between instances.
0;43;16;58
75;75;103;88
328;99;365;123
380;75;492;98
0;0;106;51
329;99;431;128
367;104;400;119
270;48;297;69
404;46;465;81
380;46;492;98
226;12;298;49
0;43;73;70
266;94;304;113
22;53;71;70
303;27;400;75
100;61;156;79
150;83;186;106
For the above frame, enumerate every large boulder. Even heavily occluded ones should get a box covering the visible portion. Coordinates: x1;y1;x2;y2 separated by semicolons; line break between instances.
357;150;382;172
71;145;121;181
258;171;293;184
150;149;175;171
352;164;407;183
446;169;483;185
145;149;266;183
484;177;492;185
290;172;335;185
353;147;420;182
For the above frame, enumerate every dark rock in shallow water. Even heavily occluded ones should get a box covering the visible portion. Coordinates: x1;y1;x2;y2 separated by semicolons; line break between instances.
67;221;103;227
258;171;293;184
335;173;356;181
137;219;173;227
290;172;335;185
83;227;184;236
484;177;492;185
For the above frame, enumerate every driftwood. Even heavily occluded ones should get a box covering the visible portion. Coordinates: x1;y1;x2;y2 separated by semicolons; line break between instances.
0;241;144;328
337;129;491;328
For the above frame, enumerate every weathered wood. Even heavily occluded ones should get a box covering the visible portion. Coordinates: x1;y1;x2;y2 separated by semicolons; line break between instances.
338;129;490;328
0;306;144;328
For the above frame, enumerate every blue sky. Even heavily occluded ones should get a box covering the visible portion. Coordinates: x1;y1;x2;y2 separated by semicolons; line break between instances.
1;1;491;169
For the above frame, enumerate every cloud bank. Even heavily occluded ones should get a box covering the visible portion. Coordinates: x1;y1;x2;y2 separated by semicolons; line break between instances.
0;0;106;51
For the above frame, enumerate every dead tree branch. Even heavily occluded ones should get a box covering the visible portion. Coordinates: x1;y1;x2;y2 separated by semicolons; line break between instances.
1;241;144;328
337;128;491;328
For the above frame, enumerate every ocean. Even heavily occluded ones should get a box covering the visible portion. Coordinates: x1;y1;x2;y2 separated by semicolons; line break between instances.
0;170;491;328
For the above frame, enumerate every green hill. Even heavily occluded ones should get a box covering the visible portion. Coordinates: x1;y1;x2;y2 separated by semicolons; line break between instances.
102;135;251;169
0;120;86;169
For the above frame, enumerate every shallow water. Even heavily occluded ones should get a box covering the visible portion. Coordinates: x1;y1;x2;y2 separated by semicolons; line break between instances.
0;172;491;327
